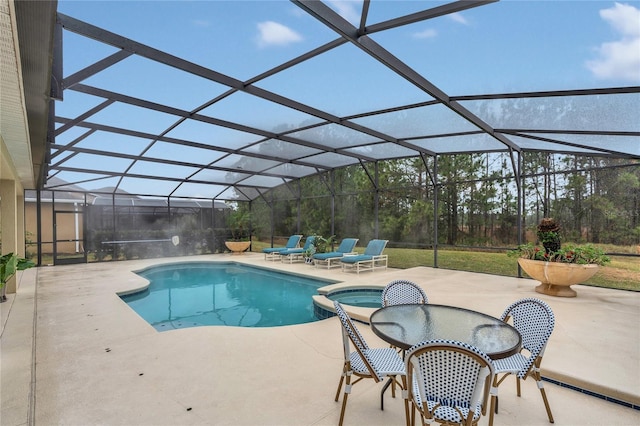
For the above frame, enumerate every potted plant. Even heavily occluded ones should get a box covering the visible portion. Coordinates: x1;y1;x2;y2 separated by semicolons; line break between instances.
313;235;336;254
225;210;251;255
1;253;35;302
303;244;316;264
537;217;562;254
303;235;336;264
509;218;610;297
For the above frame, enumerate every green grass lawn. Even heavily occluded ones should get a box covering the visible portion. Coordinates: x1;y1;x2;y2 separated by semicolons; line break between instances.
251;241;639;291
45;241;637;292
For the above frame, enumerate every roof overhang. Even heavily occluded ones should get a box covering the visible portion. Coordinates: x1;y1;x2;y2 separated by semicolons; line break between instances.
2;0;57;189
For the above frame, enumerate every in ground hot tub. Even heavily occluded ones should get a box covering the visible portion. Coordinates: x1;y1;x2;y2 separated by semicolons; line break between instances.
313;286;384;320
326;288;383;308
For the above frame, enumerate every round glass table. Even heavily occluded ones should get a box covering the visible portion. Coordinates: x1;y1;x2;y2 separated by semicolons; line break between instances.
370;304;521;360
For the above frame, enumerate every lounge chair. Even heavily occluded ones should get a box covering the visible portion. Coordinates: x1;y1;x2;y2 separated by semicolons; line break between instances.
279;236;316;264
262;235;302;261
312;238;359;269
340;239;388;274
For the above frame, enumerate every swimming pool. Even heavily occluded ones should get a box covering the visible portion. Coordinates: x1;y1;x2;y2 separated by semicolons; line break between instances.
121;262;336;330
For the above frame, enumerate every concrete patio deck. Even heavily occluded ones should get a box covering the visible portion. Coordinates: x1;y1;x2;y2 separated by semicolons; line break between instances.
2;253;639;425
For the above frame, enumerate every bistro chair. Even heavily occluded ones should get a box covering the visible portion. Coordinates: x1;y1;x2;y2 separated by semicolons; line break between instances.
489;298;555;426
404;339;495;426
382;280;428;307
381;279;429;357
332;301;406;426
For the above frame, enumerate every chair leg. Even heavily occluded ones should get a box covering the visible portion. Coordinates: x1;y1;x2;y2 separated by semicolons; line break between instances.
532;368;554;423
339;394;349;426
335;365;347;402
403;398;411;426
516;376;521;396
410;401;417;426
338;374;352;426
539;385;555;423
391;375;397;398
489;393;496;426
489;373;500;426
401;376;410;426
380;378;392;410
335;376;345;402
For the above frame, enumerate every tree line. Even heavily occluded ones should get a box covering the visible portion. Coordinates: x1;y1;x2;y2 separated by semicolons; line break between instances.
249;153;639;249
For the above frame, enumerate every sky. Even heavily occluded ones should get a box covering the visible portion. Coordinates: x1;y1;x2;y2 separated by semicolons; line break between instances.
55;0;640;124
52;0;640;197
58;0;640;89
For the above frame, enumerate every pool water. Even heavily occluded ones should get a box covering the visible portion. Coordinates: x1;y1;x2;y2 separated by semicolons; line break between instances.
121;262;334;330
327;289;383;308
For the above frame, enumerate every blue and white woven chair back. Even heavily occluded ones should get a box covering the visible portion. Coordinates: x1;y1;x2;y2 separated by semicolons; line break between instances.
407;340;494;423
500;298;555;378
333;301;383;381
381;280;428;306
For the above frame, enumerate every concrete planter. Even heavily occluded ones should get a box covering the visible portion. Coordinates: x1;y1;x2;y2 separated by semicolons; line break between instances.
518;258;599;297
225;241;251;255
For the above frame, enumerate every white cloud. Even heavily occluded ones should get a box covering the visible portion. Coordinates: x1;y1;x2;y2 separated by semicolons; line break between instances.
601;2;640;37
449;13;469;25
586;2;640;82
413;28;438;40
327;0;360;25
256;21;303;48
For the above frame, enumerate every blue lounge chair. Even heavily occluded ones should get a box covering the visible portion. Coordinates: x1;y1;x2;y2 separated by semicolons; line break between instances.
262;235;302;261
312;238;359;269
340;239;388;274
279;236;316;264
